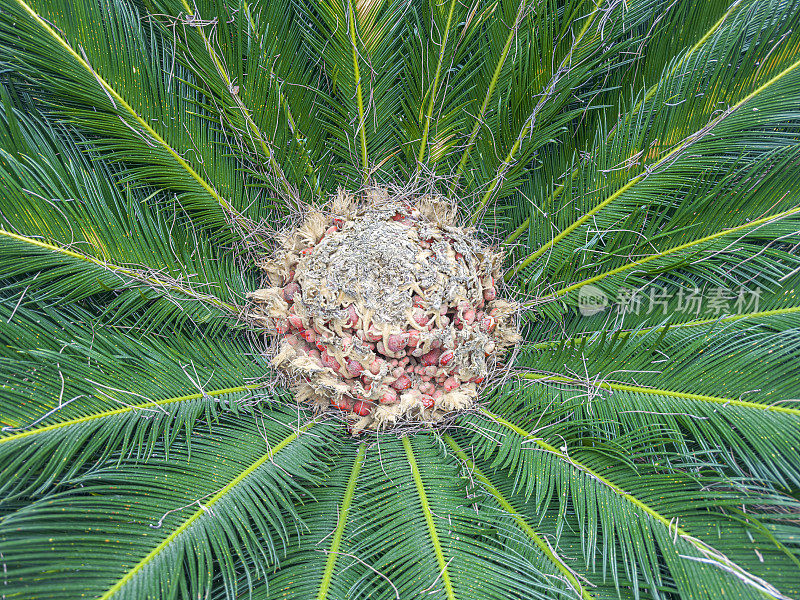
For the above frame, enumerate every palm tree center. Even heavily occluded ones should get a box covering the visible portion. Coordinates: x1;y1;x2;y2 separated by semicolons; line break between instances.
248;188;521;431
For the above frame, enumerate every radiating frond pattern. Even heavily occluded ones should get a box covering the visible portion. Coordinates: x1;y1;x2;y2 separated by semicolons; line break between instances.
0;0;799;598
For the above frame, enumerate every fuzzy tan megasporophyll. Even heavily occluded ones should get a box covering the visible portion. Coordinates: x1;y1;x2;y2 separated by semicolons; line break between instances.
248;188;521;432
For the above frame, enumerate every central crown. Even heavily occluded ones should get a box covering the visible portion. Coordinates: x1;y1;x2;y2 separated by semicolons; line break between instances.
248;187;520;433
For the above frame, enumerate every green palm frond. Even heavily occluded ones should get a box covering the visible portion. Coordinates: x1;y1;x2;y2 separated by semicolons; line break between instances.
1;0;799;598
0;411;330;599
509;0;800;295
0;100;249;329
0;297;271;498
145;0;325;200
0;0;268;233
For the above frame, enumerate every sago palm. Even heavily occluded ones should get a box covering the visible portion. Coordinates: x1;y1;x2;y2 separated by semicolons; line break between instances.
1;0;800;598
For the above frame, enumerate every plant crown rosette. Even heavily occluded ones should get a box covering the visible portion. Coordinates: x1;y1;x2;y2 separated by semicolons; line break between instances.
248;187;521;432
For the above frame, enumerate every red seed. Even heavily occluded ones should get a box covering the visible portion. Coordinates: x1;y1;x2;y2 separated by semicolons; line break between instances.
316;341;326;352
439;350;454;366
353;400;373;416
361;377;373;393
391;374;412;390
413;309;430;326
321;350;338;369
387;333;409;352
443;377;459;392
481;316;496;332
420;394;435;409
366;325;382;342
379;389;398;404
407;330;420;347
301;247;313;256
463;309;476;325
369;358;383;375
432;390;443;401
391;212;405;221
332;396;353;411
412;295;425;308
419;382;434;395
300;329;316;343
422;348;441;366
275;319;289;335
483;287;497;301
282;281;300;302
288;315;304;330
346;359;364;377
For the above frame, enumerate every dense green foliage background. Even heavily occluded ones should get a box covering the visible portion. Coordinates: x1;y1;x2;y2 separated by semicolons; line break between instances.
1;0;799;598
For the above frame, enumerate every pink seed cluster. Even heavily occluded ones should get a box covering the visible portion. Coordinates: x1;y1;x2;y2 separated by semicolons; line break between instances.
248;189;520;432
